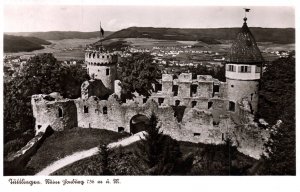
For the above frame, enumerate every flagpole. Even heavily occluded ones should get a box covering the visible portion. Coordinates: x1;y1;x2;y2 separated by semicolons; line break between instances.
100;21;102;48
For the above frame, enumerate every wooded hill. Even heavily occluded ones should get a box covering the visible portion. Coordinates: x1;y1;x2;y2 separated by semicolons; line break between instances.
103;27;295;44
4;35;51;53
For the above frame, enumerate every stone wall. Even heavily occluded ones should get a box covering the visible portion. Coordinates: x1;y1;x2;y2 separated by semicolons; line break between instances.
31;71;269;160
31;94;77;134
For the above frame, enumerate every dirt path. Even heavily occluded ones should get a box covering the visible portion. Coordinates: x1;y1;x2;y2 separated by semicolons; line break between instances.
35;131;146;176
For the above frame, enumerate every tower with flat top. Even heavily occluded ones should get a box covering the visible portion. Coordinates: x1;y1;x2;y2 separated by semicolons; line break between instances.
226;15;263;115
85;48;118;91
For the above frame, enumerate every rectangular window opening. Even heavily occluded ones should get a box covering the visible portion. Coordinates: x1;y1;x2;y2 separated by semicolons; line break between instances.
84;106;89;113
208;101;213;109
191;84;198;96
229;101;235;112
158;98;164;106
191;101;197;108
172;85;178;96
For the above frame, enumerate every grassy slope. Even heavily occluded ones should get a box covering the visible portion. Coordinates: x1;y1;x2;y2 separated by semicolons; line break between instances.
52;140;257;175
26;128;129;173
4;35;51;53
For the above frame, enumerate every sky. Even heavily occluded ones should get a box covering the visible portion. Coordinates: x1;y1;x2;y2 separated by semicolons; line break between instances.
3;5;295;32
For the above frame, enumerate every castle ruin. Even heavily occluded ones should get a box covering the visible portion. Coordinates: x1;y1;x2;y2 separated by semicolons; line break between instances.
31;16;269;159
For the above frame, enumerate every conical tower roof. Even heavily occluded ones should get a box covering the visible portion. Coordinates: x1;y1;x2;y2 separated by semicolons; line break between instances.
228;17;263;64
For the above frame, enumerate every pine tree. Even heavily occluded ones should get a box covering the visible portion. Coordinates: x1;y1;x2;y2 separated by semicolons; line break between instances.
135;113;193;175
98;144;112;175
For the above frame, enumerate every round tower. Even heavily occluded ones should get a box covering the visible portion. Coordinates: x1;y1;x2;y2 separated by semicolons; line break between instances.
85;47;118;91
226;17;263;114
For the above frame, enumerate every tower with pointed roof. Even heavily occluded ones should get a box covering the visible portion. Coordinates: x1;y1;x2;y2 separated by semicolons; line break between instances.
226;16;263;115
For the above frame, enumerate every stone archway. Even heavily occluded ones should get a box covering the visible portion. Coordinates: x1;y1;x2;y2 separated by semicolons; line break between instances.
130;114;150;134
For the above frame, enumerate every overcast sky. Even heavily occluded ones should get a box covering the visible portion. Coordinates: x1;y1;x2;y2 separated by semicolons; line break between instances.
4;5;295;32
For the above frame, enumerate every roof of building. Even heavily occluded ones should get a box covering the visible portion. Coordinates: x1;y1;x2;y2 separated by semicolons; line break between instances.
228;17;264;64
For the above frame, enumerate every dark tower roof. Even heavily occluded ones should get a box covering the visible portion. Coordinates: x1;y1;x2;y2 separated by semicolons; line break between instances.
228;17;263;64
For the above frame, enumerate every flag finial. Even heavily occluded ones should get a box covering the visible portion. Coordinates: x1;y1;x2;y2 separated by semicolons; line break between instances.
243;8;251;22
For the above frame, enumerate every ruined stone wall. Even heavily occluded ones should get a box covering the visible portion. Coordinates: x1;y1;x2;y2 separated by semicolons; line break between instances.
81;79;111;100
31;71;268;160
161;74;173;96
31;94;77;134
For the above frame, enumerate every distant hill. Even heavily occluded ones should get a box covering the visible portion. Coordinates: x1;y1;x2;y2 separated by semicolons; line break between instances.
6;31;114;40
103;27;295;44
4;35;51;53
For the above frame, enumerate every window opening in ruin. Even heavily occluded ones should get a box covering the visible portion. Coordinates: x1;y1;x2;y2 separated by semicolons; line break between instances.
191;101;197;108
106;68;110;76
222;133;224;141
213;85;219;93
194;133;201;136
155;83;162;92
118;127;125;133
251;93;253;101
143;98;147;103
102;55;105;58
175;100;180;106
103;106;108;114
208;101;213;109
213;120;219;125
229;101;235;112
38;125;42;129
231;85;234;88
158;98;164;106
58;107;63;117
190;84;198;96
172;85;178;96
84;106;89;113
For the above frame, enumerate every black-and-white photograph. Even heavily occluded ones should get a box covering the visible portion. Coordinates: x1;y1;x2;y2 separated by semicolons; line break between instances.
2;1;296;180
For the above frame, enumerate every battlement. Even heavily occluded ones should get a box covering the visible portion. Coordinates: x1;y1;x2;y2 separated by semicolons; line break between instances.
85;50;118;65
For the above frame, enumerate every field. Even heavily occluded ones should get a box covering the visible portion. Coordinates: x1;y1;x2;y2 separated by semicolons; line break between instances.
25;127;129;174
6;38;99;60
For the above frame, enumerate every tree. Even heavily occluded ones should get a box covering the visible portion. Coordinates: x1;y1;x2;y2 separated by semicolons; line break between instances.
135;114;164;168
257;53;295;175
135;114;193;175
4;53;89;155
98;144;112;175
189;64;225;82
118;53;161;102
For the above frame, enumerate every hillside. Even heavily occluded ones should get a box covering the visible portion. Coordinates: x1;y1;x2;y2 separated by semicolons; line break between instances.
4;35;51;53
6;31;114;40
103;27;295;44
